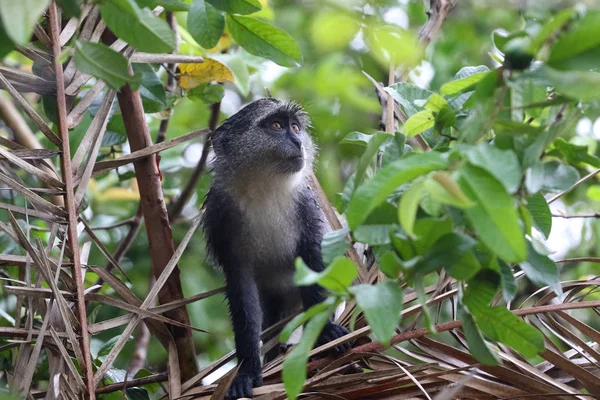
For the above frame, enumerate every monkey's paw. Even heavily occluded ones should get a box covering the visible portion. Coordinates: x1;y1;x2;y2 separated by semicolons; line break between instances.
225;373;262;400
315;322;350;356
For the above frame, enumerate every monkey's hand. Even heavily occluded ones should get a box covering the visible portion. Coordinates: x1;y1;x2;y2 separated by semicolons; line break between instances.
226;372;262;400
315;321;350;355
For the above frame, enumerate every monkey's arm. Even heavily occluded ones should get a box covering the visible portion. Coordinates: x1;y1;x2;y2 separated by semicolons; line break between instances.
296;192;350;354
202;189;263;398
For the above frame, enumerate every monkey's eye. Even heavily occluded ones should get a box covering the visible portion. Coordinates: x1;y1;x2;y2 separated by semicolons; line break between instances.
271;121;283;130
291;123;300;134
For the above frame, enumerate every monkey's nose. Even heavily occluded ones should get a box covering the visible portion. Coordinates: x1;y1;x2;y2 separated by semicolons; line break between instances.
289;135;303;152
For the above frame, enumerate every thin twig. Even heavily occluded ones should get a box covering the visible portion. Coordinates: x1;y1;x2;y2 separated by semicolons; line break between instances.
555;258;600;264
0;72;62;147
130;53;203;64
548;168;600;204
89;217;137;230
552;213;600;219
31;372;169;398
48;3;95;398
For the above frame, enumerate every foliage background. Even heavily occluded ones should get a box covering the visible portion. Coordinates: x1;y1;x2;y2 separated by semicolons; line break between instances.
2;0;600;397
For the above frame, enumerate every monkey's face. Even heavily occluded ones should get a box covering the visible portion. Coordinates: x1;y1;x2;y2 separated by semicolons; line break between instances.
212;98;316;178
257;109;308;174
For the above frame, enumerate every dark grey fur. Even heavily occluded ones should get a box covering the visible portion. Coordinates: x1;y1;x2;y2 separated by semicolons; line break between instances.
201;98;350;399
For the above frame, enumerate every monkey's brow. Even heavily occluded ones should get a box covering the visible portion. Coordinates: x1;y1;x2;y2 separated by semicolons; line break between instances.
259;109;303;125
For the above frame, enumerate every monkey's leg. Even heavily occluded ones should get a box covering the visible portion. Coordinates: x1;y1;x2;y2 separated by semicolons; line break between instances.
300;284;350;355
224;270;263;399
261;292;287;363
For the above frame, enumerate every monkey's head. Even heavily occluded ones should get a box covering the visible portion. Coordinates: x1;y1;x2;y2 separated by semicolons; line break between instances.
211;98;316;182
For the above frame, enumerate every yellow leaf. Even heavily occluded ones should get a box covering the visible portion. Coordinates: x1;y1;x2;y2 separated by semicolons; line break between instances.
99;187;140;203
179;58;235;89
208;33;233;53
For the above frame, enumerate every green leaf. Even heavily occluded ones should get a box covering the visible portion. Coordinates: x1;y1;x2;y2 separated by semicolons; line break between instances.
414;232;478;276
347;152;448;229
459;163;526;263
384;83;434;117
0;0;50;45
425;171;475;209
527;192;552;239
378;250;403;279
207;0;260;14
0;20;15;59
523;65;600;101
381;133;410;167
132;64;167;113
412;217;453;255
97;335;131;359
280;299;333;343
321;228;350;266
133;369;160;393
102;130;127;148
138;0;190;11
56;0;82;17
530;9;575;53
294;257;357;293
471;304;544;359
403;110;434;137
458;304;500;366
311;10;360;52
398;180;425;238
548;11;600;65
340;131;376;147
465;144;522;194
283;304;335;400
187;83;225;104
208;53;250;96
445;65;491;109
587;185;600;201
100;0;176;53
424;93;448;111
349;280;403;344
126;387;151;400
354;132;393;189
364;24;422;69
493;120;545;136
498;259;517;303
226;14;302;67
464;271;544;359
353;225;392;246
520;241;562;297
188;0;225;49
525;161;580;194
440;71;489;96
549;138;600;168
447;251;481;281
73;41;136;90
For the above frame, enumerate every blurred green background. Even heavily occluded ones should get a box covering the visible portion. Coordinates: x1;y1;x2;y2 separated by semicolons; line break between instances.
2;0;600;386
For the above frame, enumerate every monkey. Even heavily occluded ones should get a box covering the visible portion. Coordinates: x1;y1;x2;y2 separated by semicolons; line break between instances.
201;98;351;399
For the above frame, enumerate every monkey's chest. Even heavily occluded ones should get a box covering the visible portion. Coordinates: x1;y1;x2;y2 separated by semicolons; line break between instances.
239;200;300;286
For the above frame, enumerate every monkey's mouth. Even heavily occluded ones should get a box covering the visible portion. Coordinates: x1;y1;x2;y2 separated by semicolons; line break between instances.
285;155;305;172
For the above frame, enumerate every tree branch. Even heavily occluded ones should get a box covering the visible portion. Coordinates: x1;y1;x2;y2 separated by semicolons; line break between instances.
419;0;456;47
48;3;95;398
117;68;198;381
